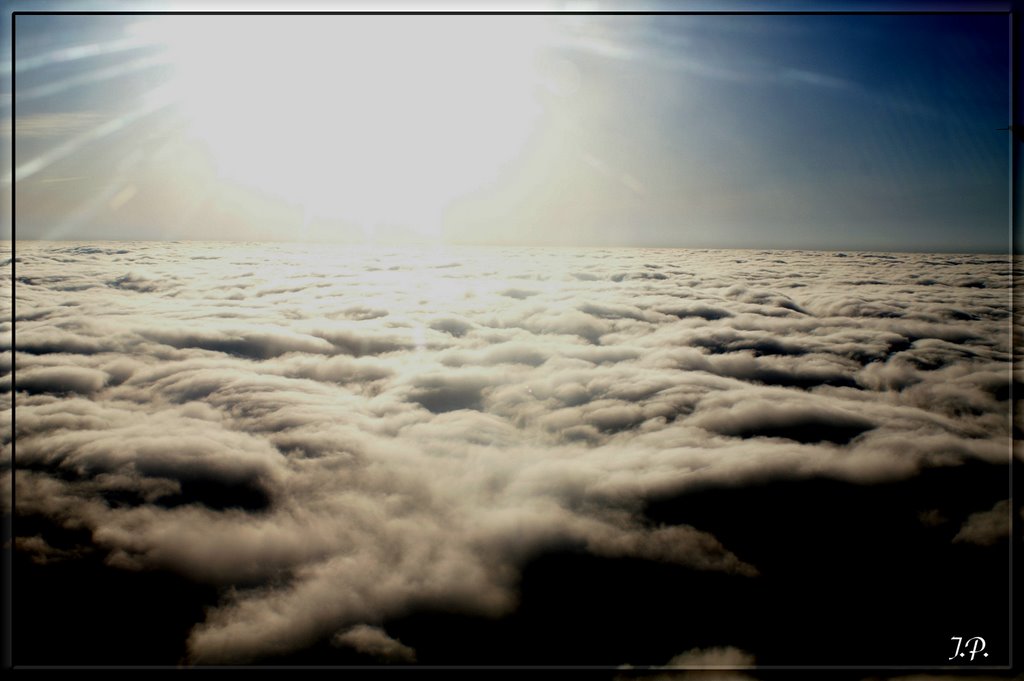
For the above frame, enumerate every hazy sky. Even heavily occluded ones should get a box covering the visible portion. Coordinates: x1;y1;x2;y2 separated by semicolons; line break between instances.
5;6;1013;251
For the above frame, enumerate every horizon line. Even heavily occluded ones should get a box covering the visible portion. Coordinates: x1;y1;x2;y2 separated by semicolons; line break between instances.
2;238;1015;256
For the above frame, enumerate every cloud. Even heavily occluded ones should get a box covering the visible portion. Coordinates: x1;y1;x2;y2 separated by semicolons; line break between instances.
952;499;1010;546
311;327;412;357
107;272;162;293
617;647;758;681
429;317;474;337
8;243;1013;664
499;287;541;299
14;534;90;564
687;393;874;444
331;625;416;662
141;327;336;360
586;525;758;577
406;370;500;413
665;646;756;667
13;365;108;394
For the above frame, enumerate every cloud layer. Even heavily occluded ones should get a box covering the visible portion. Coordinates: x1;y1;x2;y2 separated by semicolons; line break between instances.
5;242;1015;664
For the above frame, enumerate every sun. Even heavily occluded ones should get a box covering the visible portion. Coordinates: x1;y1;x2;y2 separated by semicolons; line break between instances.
129;15;555;241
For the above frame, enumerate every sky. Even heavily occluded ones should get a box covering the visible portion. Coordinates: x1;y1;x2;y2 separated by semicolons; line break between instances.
1;4;1015;250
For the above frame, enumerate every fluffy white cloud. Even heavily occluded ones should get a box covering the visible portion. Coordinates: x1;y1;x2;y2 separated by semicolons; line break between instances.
6;242;1015;664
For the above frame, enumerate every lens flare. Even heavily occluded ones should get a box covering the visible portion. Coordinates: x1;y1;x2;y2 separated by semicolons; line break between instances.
130;15;556;239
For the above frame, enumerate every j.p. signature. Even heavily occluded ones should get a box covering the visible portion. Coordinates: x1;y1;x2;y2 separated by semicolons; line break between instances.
948;636;988;661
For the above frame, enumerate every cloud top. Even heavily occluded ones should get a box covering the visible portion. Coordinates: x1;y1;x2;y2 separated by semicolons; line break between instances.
7;242;1014;663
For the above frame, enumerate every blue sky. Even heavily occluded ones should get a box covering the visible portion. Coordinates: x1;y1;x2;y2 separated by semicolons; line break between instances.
2;3;1014;251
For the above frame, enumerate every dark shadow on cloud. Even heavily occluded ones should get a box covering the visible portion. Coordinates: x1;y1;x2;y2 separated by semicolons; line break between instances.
588;409;646;434
15;334;113;356
58;246;132;256
408;374;493;413
13;520;221;665
499;288;540;299
658;304;734;321
17;445;276;514
641;461;1012;667
724;286;807;315
693;403;873;444
18;276;101;292
729;338;808;358
15;308;58;322
315;329;411;357
879;337;915;361
726;417;871;444
691;337;807;358
195;336;325;360
993;380;1021;402
107;273;161;293
153;476;273;513
243;546;758;667
896;343;981;372
255;283;332;297
578;302;648;321
429;317;474;337
144;330;334;360
707;360;859;390
94;486;169;510
566;346;641;365
409;388;482;413
809;298;906;319
610;271;670;282
441;343;548;368
330;306;388;321
16;366;107;395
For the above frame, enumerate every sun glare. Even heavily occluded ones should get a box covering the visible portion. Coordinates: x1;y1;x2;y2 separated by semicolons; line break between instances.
129;16;555;240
